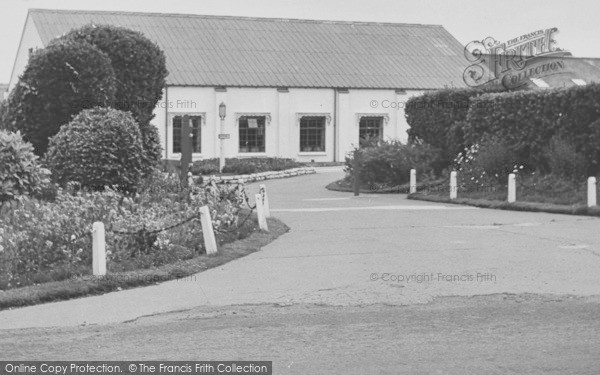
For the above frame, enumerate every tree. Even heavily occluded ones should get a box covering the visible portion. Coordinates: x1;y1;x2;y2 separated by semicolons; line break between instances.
57;24;168;173
4;40;117;155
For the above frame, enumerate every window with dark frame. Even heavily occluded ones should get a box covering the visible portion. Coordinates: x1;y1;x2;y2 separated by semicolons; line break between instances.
239;116;266;153
359;116;384;140
172;115;202;154
299;116;326;152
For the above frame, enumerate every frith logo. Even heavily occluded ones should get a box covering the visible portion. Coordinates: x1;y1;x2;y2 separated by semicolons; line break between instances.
463;27;568;89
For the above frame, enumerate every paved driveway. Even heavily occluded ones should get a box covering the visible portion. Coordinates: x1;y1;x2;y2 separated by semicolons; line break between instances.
1;167;599;329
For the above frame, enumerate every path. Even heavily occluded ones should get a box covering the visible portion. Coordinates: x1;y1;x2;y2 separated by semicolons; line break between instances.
1;167;599;329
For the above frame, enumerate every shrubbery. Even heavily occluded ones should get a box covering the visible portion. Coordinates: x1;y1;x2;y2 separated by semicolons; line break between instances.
454;136;519;194
3;40;117;155
0;130;50;205
45;107;145;192
464;83;600;174
57;24;168;174
405;88;494;169
0;172;247;290
345;140;437;187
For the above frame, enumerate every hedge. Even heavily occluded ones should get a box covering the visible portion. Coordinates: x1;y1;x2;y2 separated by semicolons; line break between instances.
464;83;600;174
404;88;496;169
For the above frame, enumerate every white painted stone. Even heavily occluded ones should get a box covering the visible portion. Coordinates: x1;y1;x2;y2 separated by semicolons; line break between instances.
588;177;597;207
255;193;269;231
450;171;457;200
92;222;106;276
199;206;218;255
508;173;516;203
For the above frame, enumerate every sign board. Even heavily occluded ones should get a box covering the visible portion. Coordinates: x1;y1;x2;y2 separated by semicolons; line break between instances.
218;133;230;139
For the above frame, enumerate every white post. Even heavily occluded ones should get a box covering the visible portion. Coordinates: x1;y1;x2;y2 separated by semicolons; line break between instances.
259;184;271;218
409;169;417;194
450;171;457;200
508;173;516;203
92;222;106;276
199;206;218;255
255;193;269;231
588;177;597;207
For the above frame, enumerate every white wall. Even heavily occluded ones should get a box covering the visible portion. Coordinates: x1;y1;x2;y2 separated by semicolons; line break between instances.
152;86;422;162
8;14;43;91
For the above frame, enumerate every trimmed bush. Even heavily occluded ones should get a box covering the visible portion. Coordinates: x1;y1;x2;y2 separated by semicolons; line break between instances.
0;130;50;204
464;83;600;174
57;24;168;173
345;141;437;187
3;40;117;155
45;107;145;191
405;88;493;169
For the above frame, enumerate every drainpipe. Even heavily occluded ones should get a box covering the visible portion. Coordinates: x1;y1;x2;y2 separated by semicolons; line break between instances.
164;86;169;160
333;88;337;162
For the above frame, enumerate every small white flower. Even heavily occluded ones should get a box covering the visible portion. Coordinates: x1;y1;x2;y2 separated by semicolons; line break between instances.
70;234;76;241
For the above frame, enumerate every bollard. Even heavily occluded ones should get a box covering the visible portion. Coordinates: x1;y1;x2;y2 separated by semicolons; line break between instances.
199;206;218;255
255;193;269;231
410;169;417;194
259;184;271;218
588;177;597;207
92;222;106;276
508;173;516;203
450;171;457;200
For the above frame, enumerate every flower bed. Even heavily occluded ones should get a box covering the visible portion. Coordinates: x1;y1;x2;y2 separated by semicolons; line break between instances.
0;172;255;290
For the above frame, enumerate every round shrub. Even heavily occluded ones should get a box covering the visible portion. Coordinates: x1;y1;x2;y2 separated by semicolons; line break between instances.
4;40;117;155
0;130;50;204
58;24;168;173
45;107;145;191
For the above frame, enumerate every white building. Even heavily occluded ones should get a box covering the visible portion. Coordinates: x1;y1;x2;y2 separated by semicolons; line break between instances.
9;9;468;162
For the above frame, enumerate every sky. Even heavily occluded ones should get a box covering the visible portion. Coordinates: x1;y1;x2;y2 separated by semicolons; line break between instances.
1;0;600;83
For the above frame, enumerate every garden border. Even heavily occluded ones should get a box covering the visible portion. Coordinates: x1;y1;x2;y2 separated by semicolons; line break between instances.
408;193;600;217
0;216;289;310
201;167;316;184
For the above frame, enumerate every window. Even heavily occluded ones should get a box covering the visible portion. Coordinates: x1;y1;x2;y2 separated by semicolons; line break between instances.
530;78;550;88
359;116;384;141
173;115;202;153
300;116;326;152
239;116;266;153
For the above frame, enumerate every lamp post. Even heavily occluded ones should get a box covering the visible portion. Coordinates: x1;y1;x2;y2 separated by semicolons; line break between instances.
219;102;226;173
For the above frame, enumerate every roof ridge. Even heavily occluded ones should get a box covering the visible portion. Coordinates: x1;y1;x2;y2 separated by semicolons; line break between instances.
27;8;444;28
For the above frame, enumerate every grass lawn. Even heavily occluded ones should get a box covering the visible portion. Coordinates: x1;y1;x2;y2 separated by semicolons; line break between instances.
0;215;288;310
408;177;600;217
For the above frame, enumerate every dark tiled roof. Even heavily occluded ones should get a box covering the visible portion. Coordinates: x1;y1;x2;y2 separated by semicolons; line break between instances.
29;8;468;89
